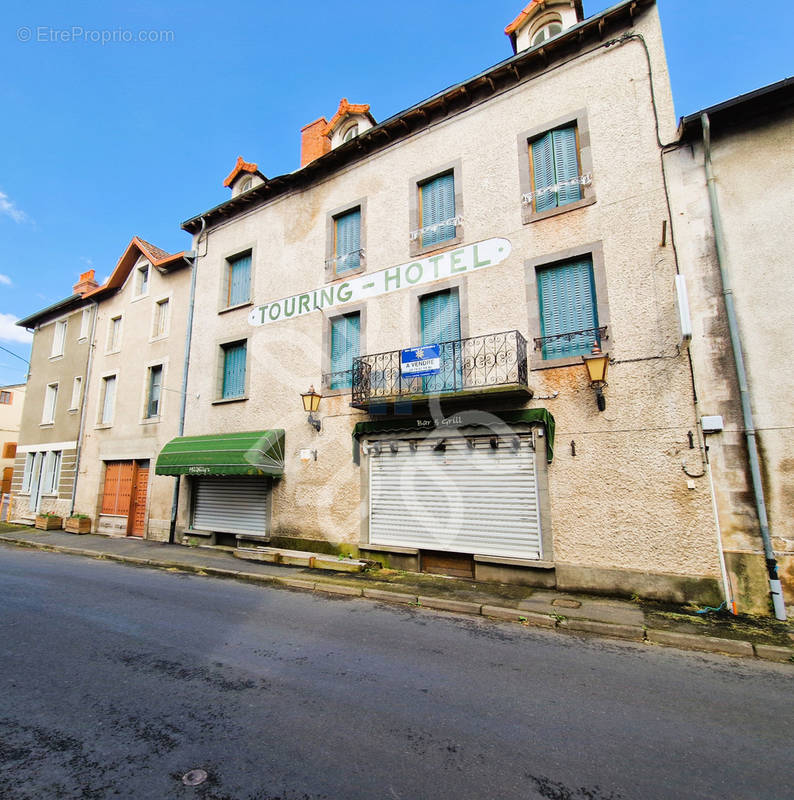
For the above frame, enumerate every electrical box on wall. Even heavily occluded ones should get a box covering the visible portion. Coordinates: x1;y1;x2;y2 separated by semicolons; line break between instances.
675;274;692;348
701;415;724;433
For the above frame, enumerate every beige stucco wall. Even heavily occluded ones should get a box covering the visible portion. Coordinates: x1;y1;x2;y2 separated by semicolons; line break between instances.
669;110;794;613
1;383;25;477
177;5;722;600
74;255;192;540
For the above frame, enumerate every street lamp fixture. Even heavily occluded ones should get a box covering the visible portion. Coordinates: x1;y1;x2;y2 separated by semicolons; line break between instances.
301;385;322;431
582;343;609;411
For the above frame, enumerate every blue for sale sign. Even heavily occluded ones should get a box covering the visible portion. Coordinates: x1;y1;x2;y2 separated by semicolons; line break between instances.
401;344;441;378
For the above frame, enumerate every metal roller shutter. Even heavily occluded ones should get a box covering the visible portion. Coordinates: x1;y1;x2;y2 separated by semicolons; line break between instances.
369;434;541;559
192;477;269;535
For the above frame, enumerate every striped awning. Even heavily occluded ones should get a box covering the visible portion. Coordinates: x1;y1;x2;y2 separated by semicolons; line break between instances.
155;430;285;477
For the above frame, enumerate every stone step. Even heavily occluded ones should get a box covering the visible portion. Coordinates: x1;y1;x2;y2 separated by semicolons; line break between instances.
234;547;366;573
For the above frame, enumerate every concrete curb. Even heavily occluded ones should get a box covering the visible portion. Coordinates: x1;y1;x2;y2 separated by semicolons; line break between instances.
2;534;791;664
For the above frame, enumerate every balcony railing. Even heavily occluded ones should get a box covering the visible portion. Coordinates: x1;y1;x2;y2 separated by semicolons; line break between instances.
351;330;529;409
533;326;608;360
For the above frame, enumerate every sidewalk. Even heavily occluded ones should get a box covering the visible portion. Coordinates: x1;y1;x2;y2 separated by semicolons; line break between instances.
1;523;791;664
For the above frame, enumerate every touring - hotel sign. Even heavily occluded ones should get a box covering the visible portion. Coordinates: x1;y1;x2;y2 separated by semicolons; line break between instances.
248;238;511;326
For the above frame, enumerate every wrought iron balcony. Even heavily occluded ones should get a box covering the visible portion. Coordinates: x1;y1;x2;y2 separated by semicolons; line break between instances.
533;326;607;360
351;330;530;410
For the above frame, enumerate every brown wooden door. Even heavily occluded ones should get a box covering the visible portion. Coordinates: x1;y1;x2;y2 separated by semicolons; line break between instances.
1;466;12;495
101;461;133;516
128;464;149;537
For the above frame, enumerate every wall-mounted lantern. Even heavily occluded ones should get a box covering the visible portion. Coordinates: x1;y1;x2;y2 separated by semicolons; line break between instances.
582;343;609;411
301;386;323;431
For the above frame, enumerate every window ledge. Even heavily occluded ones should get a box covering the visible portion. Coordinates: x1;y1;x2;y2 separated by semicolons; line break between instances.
94;423;113;430
67;408;79;414
218;301;253;315
140;417;161;425
130;294;149;303
523;194;596;224
148;334;169;343
105;348;121;356
212;395;248;405
409;231;464;259
530;356;590;371
48;354;64;362
39;422;55;428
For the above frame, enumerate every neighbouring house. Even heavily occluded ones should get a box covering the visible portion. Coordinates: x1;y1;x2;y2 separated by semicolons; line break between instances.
9;272;98;522
667;77;794;616
0;382;26;520
157;0;745;609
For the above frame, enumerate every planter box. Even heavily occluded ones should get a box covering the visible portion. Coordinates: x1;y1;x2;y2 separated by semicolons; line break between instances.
64;517;92;534
35;515;63;531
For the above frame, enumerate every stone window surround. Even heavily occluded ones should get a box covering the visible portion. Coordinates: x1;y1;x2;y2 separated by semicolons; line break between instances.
408;275;470;349
408;159;464;259
517;108;596;224
96;370;118;428
106;313;123;354
140;357;168;424
321;303;367;397
324;198;367;283
524;240;611;370
150;293;173;341
213;334;250;404
218;243;256;314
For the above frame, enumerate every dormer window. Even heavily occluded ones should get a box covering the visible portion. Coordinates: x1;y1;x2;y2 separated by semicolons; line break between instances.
135;264;149;296
240;177;252;192
532;17;562;46
342;124;359;143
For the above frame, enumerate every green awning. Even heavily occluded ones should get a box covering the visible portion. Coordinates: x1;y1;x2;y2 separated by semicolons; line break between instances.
352;409;555;464
156;430;285;477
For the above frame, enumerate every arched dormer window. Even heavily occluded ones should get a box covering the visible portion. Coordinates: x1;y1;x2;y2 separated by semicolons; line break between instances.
531;15;562;46
239;177;252;192
342;124;359;143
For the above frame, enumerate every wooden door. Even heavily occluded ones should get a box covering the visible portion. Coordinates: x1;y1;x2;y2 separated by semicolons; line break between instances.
128;463;149;537
1;466;12;495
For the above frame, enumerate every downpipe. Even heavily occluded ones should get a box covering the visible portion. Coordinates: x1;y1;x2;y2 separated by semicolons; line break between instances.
701;113;785;620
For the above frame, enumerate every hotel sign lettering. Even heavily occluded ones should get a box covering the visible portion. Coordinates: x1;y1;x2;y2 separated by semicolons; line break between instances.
248;238;511;326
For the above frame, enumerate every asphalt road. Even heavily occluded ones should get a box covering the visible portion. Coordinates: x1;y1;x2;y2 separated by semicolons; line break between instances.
0;545;791;800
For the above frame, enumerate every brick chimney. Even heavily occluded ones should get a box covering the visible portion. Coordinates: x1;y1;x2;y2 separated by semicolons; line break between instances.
300;117;331;167
73;269;99;296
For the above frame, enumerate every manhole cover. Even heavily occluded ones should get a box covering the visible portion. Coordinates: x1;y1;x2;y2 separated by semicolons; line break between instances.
182;769;208;787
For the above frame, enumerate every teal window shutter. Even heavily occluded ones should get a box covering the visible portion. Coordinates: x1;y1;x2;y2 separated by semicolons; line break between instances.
331;313;360;389
420;290;461;391
531;125;580;211
537;259;598;359
228;253;251;306
421;173;456;247
222;342;247;398
335;209;361;274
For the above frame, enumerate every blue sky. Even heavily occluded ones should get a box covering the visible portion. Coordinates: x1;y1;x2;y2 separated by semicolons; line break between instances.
0;0;791;385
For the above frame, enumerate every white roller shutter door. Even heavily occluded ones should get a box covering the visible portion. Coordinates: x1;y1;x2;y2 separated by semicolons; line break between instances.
369;434;541;559
192;477;269;535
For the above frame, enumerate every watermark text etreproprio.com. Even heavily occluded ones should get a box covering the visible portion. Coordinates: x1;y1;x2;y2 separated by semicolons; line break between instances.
17;26;175;45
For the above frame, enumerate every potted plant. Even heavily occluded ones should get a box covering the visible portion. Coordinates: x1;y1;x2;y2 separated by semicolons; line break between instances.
64;514;92;534
35;512;63;531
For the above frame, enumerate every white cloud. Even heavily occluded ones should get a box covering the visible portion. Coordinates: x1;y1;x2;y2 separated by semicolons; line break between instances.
0;274;11;286
0;191;28;224
0;312;33;343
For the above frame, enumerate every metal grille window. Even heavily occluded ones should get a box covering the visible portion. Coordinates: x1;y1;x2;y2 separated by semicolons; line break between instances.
330;313;360;389
537;258;598;359
221;341;247;399
334;208;361;274
146;365;163;418
226;253;252;307
529;126;581;212
420;173;456;247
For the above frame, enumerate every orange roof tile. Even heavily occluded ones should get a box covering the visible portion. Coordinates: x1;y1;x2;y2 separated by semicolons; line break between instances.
504;1;540;36
321;98;375;137
223;156;265;188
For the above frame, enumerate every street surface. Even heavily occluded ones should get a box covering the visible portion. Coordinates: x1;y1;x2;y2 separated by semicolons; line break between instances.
0;545;791;800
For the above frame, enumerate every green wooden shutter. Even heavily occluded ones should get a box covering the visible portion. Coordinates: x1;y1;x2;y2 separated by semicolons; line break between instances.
335;209;361;273
531;133;556;212
331;313;360;389
421;173;455;247
537;259;598;359
552;126;581;206
222;342;247;398
228;254;251;306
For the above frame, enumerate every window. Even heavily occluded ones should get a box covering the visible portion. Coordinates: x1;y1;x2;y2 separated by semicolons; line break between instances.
529;126;582;213
153;298;170;338
225;252;252;308
108;316;122;351
135;264;150;296
342;124;359;143
420;289;462;391
100;375;117;424
240;178;252;192
1;442;16;459
536;258;599;359
51;319;67;357
42;383;58;424
330;313;360;389
419;173;456;248
0;391;11;404
21;453;33;492
70;376;82;410
531;18;562;46
79;308;91;340
146;365;163;419
221;341;247;399
41;451;61;495
333;209;361;275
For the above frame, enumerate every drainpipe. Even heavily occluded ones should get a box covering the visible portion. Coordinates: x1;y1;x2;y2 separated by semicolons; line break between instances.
168;216;205;544
70;300;98;516
701;113;786;620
